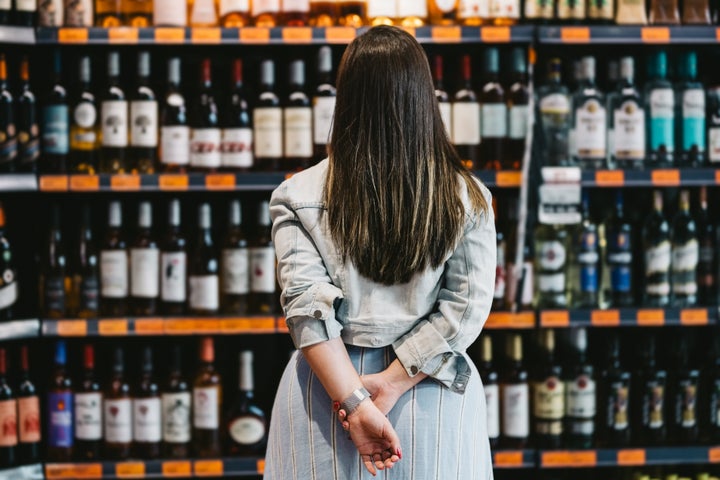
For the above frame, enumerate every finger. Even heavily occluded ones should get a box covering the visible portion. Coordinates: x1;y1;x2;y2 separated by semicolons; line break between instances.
337;409;346;420
373;453;385;470
361;455;377;476
342;421;349;431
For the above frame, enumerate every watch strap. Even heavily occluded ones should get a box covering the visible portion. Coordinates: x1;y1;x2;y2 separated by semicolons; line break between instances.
339;387;371;417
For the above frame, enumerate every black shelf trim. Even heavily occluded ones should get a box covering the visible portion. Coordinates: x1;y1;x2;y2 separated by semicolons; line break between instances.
539;307;717;327
538;25;720;44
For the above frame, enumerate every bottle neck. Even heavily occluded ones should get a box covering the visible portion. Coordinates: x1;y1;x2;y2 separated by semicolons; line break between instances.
239;352;254;392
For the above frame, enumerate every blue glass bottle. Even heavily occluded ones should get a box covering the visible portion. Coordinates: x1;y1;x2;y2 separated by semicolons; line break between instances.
47;340;73;461
644;51;674;166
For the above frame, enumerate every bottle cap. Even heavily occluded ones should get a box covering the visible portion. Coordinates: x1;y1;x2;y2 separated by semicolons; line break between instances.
137;51;151;78
620;56;634;81
200;337;214;363
167;57;181;85
199;203;212;229
481;335;492;362
108;201;122;228
55;340;67;366
142;346;153;373
20;345;29;372
201;58;212;84
52;50;62;77
233;58;243;84
581;56;595;82
79;56;91;83
84;344;94;370
484;47;499;74
0;348;7;375
113;347;124;373
229;200;242;226
678;51;697;80
570;327;587;352
20;56;30;82
261;60;275;87
433;55;444;82
647;51;667;79
257;200;271;227
108;51;120;77
138;201;152;228
239;350;254;391
510;47;526;74
461;55;472;81
290;59;305;87
168;199;181;227
318;46;332;74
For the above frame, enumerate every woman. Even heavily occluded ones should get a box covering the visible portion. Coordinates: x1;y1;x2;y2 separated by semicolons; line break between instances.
265;25;496;480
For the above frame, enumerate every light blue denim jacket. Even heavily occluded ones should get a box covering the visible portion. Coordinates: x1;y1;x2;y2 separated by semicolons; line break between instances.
270;159;496;394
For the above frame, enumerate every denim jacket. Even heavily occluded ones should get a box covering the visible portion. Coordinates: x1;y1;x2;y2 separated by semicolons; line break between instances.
270;159;496;394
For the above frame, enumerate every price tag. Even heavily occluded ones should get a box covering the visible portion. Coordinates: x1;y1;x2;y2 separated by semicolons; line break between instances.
165;319;196;334
111;175;141;190
325;27;356;43
240;27;271;43
636;309;665;326
680;309;708;325
70;175;99;191
57;320;88;337
108;27;139;43
116;462;145;478
256;459;266;474
194;319;221;333
162;461;192;477
641;27;670;43
221;318;253;333
252;317;277;331
540;310;570;327
494;451;523;467
191;27;221;43
39;175;69;191
282;27;312;42
496;171;522;187
595;170;624;186
45;463;103;479
155;27;185;42
58;28;89;43
481;26;511;42
134;318;164;335
541;166;582;183
99;319;128;336
159;174;189;190
431;26;461;42
709;446;720;462
194;460;223;476
715;169;720;185
591;309;620;326
276;317;290;333
560;27;590;42
651;169;680;186
205;174;235;190
617;449;646;466
542;450;597;467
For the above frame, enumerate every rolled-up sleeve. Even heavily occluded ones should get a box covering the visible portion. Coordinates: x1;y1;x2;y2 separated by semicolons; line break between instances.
270;183;344;349
392;187;496;394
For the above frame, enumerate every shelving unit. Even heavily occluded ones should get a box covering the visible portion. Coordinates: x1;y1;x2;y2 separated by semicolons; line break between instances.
537;25;720;44
44;458;264;479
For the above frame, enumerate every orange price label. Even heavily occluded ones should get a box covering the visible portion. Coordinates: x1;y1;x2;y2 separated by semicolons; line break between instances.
325;27;356;43
162;461;192;477
194;319;221;333
277;317;290;333
111;175;141;190
191;27;221;43
240;27;271;42
257;459;266;474
591;309;620;326
680;309;708;325
715;169;720;185
431;26;461;41
57;320;88;337
46;463;103;479
494;451;523;467
595;170;625;186
99;319;128;336
58;28;89;43
134;318;164;335
641;26;670;43
636;309;665;326
282;27;312;42
159;174;189;190
496;171;522;187
165;319;196;334
617;449;646;466
709;446;720;463
40;175;69;191
481;26;511;42
194;460;223;476
205;174;235;190
561;26;590;42
542;451;597;467
116;462;145;478
221;318;253;333
486;312;512;328
540;310;570;327
70;175;99;191
716;27;720;41
108;27;138;42
155;27;185;42
651;169;680;186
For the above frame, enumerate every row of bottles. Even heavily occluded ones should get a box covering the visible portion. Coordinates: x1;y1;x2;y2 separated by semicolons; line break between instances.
477;327;720;450
538;51;720;169
39;198;277;319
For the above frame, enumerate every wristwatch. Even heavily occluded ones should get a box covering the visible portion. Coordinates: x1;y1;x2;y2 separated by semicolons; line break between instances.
339;387;371;417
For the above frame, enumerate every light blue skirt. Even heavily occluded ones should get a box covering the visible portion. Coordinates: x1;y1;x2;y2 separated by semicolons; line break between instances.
263;345;494;480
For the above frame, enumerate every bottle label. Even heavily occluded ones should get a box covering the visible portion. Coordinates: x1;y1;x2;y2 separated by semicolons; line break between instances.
533;376;565;420
190;0;218;24
434;0;457;11
74;392;102;441
219;0;249;16
161;125;190;166
250;246;276;293
251;0;279;15
313;96;335;146
101;100;129;148
439;102;452;139
481;104;507;139
130;100;158;148
16;0;36;12
190;128;221;168
588;0;613;18
161;251;187;303
0;399;17;447
39;0;62;25
672;239;699;295
193;386;220;429
566;375;596;418
80;274;99;313
642;380;665;429
253;108;283;158
221;128;253;169
451;102;480;145
489;0;520;18
649;88;674;152
556;0;584;18
162;392;191;443
48;391;73;448
222;248;250;294
284;107;313;158
189;275;219;311
0;278;18;310
104;398;132;443
709;127;720;163
682;89;705;152
484;384;500;439
575;99;606;158
229;417;266;445
677;379;697;428
397;0;427;16
458;0;489;17
501;383;529;438
133;397;162;442
153;0;187;25
608;232;632;293
74;102;96;129
608;381;629;430
712;380;720;427
18;396;40;443
538;272;565;293
44;275;66;313
613;101;645;160
509;105;529;140
100;249;128;298
65;0;92;26
645;241;671;295
367;0;396;16
42;105;69;155
538;240;566;271
540;93;570;115
130;248;160;298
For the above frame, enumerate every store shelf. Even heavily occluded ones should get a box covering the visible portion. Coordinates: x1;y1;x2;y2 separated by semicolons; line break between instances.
45;457;264;479
41;316;280;337
492;450;536;469
538;25;720;44
0;464;42;480
35;25;534;45
539;307;716;327
581;168;720;187
540;446;720;468
0;319;40;340
484;311;535;329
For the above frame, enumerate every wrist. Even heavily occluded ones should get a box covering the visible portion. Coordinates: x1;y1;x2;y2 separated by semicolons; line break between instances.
336;386;372;418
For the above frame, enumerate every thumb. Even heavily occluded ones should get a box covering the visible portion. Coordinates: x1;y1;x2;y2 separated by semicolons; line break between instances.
384;421;402;460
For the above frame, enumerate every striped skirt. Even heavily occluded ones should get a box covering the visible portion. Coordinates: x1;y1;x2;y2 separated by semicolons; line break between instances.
263;345;494;480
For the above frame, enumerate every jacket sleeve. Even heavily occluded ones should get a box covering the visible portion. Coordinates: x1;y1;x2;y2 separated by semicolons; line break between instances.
392;186;496;394
270;182;345;350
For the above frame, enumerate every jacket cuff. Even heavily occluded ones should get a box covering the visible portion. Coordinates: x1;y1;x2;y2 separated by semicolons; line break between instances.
284;282;344;349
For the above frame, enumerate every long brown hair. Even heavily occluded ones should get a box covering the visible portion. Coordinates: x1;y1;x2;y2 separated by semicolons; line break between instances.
324;26;488;285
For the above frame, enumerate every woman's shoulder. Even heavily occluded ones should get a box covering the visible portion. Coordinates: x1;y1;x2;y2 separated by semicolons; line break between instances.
271;159;329;208
457;173;493;224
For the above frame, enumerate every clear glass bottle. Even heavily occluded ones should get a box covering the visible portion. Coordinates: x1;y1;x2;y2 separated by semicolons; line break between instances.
129;51;158;174
366;0;395;25
643;190;671;307
99;52;128;174
564;327;595;449
670;190;698;307
569;192;600;308
534;222;569;309
479;47;506;171
537;58;572;167
429;0;458;25
610;57;645;169
572;56;606;169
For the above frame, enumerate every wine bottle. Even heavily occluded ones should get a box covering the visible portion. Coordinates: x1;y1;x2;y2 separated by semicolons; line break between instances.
367;0;395;25
283;60;313;172
645;51;675;166
338;0;365;26
672;334;699;444
643;190;671;307
193;337;222;458
225;350;267;455
570;192;600;308
572;56;607;169
635;333;667;446
100;51;128;174
479;47;506;171
70;56;99;174
218;0;248;25
0;55;16;174
0;203;17;321
429;0;457;25
160;57;190;173
500;333;529;449
122;0;152;25
100;201;128;317
506;47;529;170
478;335;499;449
71;205;99;319
432;55;452;139
188;0;218;25
252;0;279;25
47;340;73;462
74;344;102;460
532;329;564;449
538;58;572;166
254;60;282;171
14;0;37;26
130;51;158;174
534;223;569;309
696;186;716;305
133;346;161;459
65;0;93;24
188;203;219;315
41;205;67;319
103;346;132;460
162;345;191;459
250;200;276;314
609;56;645;169
492;199;506;311
95;0;121;25
605;191;634;307
221;200;249;315
677;51;706;166
0;348;16;468
130;201;160;316
153;0;186;24
41;51;67;174
397;0;427;25
282;0;309;25
312;46;336;165
452;55;480;170
458;0;488;24
16;345;40;464
309;0;337;25
16;56;39;173
671;190;698;307
708;334;720;443
564;328;596;449
221;59;253;171
599;333;631;447
160;199;187;315
190;59;221;172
